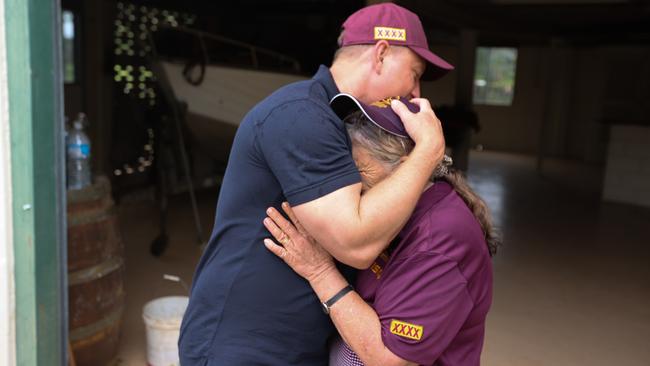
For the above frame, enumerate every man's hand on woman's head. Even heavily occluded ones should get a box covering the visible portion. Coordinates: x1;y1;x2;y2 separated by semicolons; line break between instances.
263;202;335;283
391;98;445;164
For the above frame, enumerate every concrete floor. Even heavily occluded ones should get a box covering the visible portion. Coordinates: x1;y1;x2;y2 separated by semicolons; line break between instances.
114;151;650;365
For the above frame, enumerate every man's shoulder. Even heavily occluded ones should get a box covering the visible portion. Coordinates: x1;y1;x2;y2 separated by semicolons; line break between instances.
246;78;332;123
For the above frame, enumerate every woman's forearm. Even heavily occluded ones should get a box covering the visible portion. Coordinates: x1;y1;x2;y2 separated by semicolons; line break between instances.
309;268;412;366
263;202;414;365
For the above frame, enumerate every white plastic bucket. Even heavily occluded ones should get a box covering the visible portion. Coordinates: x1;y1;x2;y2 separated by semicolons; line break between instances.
142;296;189;366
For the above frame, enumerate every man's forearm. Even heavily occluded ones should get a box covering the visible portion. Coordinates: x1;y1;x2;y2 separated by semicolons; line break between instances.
293;95;445;268
293;141;440;268
352;142;440;258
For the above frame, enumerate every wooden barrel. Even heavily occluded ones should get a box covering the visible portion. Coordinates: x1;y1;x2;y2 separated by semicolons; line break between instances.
67;176;124;366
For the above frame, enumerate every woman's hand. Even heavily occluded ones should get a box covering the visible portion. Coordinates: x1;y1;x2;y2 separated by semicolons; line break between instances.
263;202;336;283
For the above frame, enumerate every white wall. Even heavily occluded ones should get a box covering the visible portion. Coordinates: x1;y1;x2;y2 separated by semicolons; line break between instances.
603;125;650;207
0;0;16;363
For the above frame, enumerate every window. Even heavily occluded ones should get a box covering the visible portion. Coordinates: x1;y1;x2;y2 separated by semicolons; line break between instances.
473;47;517;106
62;10;76;83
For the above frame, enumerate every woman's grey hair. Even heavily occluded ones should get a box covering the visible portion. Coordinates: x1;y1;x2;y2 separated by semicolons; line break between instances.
344;111;450;178
345;111;411;167
344;110;501;256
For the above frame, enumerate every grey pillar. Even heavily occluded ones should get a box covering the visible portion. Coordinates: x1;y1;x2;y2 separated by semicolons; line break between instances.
452;29;477;172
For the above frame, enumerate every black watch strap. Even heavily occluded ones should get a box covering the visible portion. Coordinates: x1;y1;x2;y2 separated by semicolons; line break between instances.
322;285;354;314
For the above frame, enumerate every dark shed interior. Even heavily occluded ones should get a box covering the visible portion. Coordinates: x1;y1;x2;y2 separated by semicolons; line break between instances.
58;1;650;365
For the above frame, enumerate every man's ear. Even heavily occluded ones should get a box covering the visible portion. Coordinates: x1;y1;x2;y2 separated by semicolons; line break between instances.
372;40;390;74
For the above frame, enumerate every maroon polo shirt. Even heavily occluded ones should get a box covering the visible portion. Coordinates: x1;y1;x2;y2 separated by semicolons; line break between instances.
334;181;493;366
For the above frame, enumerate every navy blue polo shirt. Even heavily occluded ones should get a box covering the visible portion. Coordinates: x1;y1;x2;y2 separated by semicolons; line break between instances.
179;66;361;366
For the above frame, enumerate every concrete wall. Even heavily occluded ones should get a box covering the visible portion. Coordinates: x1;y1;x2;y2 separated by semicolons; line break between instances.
474;47;548;155
422;43;650;164
0;0;16;363
565;46;649;164
423;46;548;155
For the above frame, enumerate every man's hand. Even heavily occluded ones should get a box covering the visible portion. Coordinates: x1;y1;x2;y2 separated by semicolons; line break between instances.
391;98;445;163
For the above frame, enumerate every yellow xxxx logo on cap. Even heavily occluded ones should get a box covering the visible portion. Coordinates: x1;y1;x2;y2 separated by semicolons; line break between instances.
374;27;406;41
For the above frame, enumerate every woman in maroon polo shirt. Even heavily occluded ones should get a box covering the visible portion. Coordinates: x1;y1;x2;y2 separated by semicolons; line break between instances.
263;95;500;366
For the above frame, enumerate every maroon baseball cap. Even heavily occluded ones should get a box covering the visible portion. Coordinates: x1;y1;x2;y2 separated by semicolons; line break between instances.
330;93;418;138
340;3;454;80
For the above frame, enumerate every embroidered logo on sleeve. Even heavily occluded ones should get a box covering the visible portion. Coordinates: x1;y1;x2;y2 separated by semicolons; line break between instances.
390;319;424;341
374;27;407;41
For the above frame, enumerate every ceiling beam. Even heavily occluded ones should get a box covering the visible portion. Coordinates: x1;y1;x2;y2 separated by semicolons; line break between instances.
398;0;650;45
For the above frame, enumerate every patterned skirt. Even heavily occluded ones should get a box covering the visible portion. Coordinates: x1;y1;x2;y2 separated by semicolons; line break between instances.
329;336;364;366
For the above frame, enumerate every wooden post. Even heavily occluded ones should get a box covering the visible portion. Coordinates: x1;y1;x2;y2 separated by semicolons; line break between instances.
4;0;67;364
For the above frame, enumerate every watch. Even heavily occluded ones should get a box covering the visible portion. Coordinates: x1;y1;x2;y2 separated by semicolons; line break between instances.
321;285;354;314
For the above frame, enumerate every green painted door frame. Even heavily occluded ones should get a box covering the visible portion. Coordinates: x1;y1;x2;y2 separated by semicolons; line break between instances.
6;0;67;364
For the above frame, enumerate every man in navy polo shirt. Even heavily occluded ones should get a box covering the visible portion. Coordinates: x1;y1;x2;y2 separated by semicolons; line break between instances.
179;3;454;365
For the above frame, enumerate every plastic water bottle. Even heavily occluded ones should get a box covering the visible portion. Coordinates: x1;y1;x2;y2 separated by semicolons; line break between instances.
66;113;92;190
